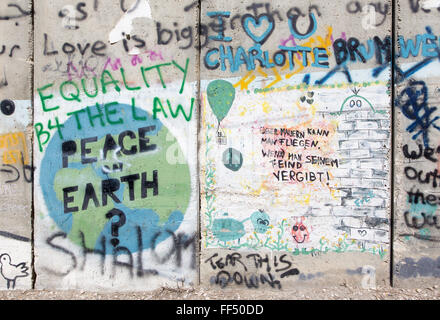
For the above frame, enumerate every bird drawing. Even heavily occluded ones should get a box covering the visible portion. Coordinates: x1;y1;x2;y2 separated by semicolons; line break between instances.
0;253;29;289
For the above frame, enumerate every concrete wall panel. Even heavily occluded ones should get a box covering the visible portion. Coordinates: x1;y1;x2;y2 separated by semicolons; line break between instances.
0;0;33;290
33;0;199;291
393;0;440;288
199;0;392;290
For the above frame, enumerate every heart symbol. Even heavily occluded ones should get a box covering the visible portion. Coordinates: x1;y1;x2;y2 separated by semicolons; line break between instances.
241;14;275;45
308;92;314;98
307;99;314;105
358;230;367;237
300;96;306;102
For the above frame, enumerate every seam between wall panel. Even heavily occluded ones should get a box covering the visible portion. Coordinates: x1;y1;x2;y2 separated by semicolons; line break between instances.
390;0;397;288
30;0;36;289
197;0;202;287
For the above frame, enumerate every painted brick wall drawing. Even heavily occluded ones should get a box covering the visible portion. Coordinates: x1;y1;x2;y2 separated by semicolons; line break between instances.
0;0;439;292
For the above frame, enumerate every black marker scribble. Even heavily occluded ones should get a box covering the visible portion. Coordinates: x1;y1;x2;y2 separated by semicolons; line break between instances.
0;4;32;20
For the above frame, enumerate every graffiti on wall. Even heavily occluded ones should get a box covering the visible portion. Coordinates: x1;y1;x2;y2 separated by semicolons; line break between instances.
0;0;34;286
205;252;300;290
196;3;394;292
33;0;199;287
202;79;389;260
13;0;440;289
0;253;29;289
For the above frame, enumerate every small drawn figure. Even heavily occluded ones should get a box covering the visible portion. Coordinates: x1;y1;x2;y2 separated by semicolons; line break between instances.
291;217;310;244
250;210;270;234
0;253;29;289
212;215;246;243
212;210;271;243
332;87;385;116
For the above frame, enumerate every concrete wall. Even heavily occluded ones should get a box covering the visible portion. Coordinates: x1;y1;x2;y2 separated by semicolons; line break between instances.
199;0;392;290
0;0;437;291
33;0;199;291
394;0;440;287
0;0;33;290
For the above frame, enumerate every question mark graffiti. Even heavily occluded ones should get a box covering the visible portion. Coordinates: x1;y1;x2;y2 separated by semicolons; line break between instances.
105;208;126;247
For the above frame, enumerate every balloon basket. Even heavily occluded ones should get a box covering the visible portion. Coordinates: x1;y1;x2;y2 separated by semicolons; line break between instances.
216;128;227;145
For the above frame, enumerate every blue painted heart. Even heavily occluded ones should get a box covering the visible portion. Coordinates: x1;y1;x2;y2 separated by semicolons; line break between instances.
241;14;275;45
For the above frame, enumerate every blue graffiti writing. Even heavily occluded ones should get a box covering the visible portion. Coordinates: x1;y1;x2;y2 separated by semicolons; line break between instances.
396;80;440;148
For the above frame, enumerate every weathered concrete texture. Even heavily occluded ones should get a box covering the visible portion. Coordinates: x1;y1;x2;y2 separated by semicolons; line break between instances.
33;0;199;291
393;0;440;288
1;286;440;300
0;0;33;290
199;0;392;289
1;0;440;294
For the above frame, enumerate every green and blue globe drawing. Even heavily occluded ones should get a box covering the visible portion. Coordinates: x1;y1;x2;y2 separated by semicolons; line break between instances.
40;103;192;254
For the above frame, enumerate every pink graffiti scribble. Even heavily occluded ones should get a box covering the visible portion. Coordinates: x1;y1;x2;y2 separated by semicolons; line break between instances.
131;50;165;65
66;60;97;81
341;32;347;41
280;35;302;60
280;34;296;47
103;57;122;71
331;32;347;44
131;55;143;66
105;48;165;71
145;49;164;61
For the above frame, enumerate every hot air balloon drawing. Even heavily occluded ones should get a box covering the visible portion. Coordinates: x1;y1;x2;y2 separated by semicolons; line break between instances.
207;80;236;145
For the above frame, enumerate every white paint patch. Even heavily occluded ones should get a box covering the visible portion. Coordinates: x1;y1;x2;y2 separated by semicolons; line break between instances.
0;100;31;134
128;47;141;55
109;0;152;45
422;0;440;9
